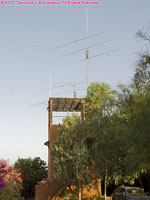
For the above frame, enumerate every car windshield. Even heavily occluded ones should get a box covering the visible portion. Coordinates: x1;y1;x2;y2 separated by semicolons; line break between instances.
126;188;145;196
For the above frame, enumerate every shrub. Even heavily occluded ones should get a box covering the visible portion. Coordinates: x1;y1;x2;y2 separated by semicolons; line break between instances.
0;159;23;200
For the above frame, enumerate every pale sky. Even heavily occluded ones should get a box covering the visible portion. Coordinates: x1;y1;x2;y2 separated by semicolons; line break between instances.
0;0;150;164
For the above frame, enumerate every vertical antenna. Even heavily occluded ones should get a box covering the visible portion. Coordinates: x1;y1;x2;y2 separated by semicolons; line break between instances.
50;72;51;98
73;67;77;98
86;6;89;90
74;82;77;98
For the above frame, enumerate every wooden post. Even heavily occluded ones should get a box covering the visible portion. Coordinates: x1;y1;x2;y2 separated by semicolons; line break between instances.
81;102;85;121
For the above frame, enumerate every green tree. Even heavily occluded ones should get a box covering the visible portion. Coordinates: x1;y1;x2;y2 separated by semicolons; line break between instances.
85;82;144;194
107;27;150;192
123;87;150;171
51;81;150;198
134;26;150;91
114;85;145;178
52;114;92;200
114;79;150;185
133;53;150;91
14;157;47;200
123;27;150;173
85;82;121;198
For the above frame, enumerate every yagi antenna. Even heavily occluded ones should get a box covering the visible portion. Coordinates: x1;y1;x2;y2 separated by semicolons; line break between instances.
64;39;113;56
50;7;95;90
49;32;105;51
79;48;123;62
49;8;122;92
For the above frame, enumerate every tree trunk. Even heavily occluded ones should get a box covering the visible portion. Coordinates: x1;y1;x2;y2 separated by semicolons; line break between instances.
79;187;82;200
104;169;107;200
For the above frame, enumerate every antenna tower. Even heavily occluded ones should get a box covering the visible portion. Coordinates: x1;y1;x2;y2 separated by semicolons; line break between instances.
86;7;89;89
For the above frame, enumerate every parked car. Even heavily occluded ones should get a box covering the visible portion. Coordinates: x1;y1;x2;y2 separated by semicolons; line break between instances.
112;187;150;200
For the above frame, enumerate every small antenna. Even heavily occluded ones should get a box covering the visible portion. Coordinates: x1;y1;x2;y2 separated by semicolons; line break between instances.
74;82;77;98
50;72;52;98
73;68;77;98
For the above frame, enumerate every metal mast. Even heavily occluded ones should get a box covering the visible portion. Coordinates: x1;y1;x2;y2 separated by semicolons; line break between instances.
86;7;89;90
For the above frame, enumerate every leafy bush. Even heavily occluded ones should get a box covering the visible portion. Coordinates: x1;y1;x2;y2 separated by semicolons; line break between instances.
14;157;47;199
0;159;23;200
